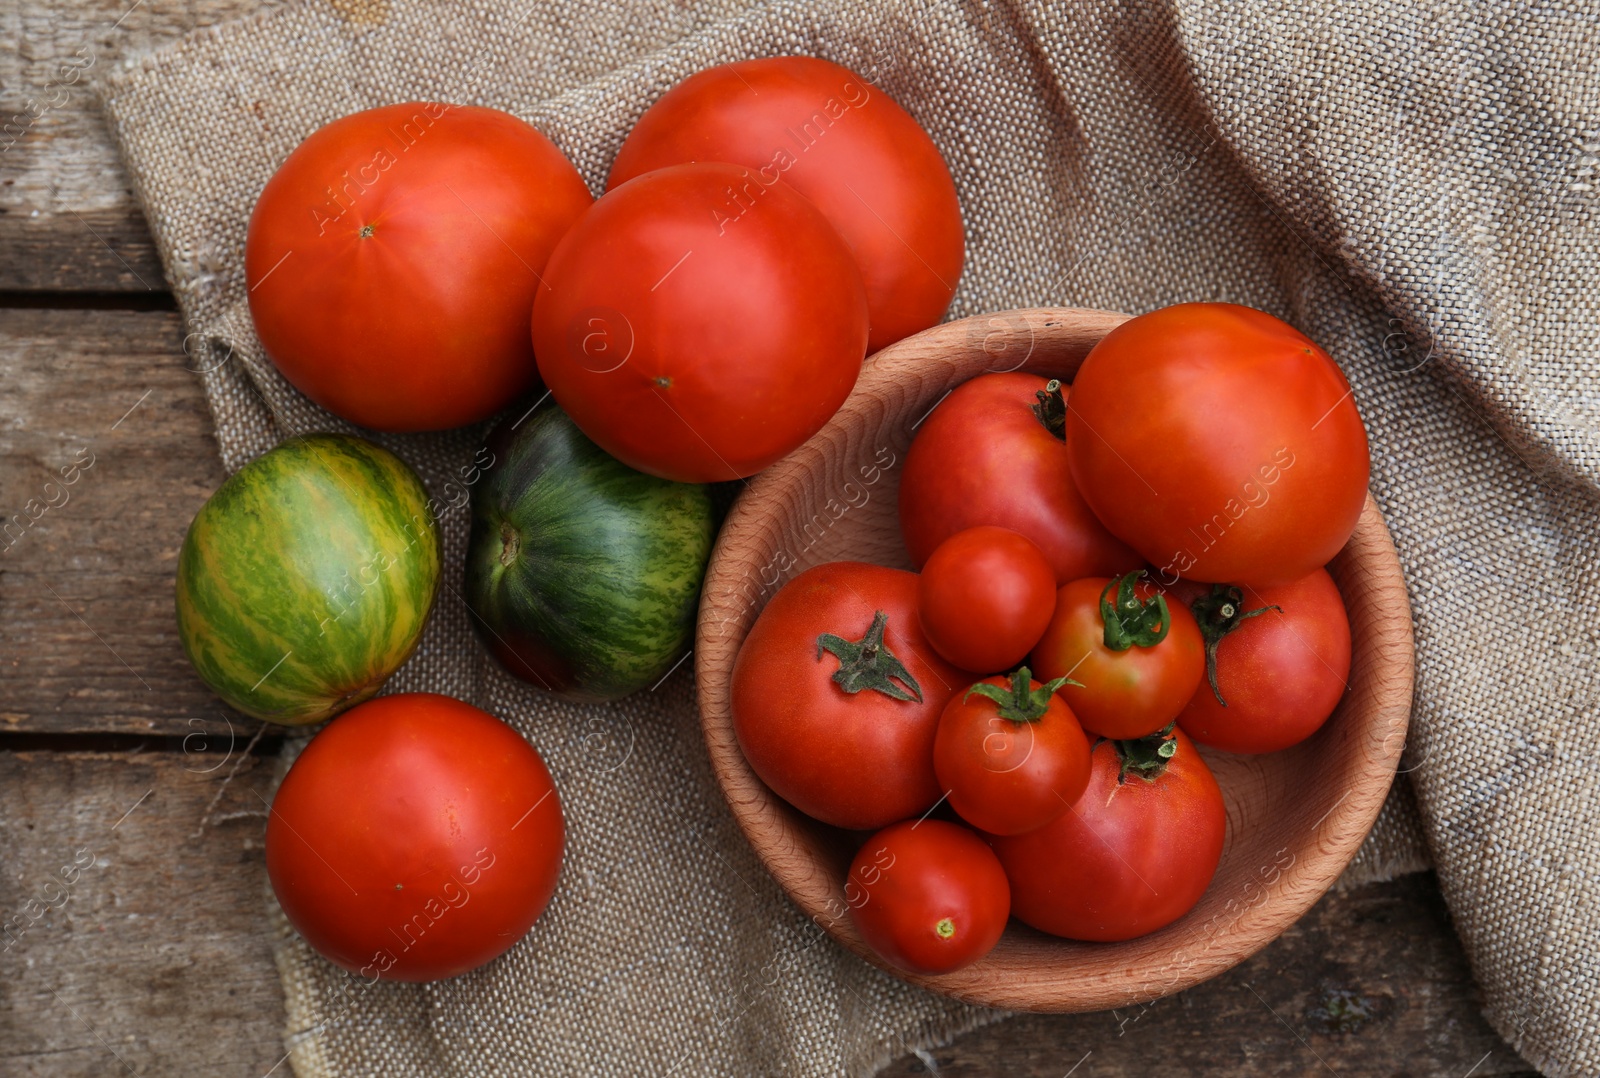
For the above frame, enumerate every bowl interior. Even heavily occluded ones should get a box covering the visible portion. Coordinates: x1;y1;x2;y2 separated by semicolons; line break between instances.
695;308;1414;1012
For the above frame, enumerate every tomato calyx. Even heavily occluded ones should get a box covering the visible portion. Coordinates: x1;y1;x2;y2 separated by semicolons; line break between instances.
816;611;924;703
1107;723;1179;783
1099;570;1170;651
963;665;1074;723
1031;379;1067;440
1189;583;1281;705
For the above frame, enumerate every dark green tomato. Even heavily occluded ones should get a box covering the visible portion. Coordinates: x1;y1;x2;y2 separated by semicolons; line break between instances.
465;404;716;701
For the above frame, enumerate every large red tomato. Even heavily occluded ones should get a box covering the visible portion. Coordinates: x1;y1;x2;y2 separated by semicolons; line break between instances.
532;162;868;483
265;693;564;981
934;667;1091;836
847;820;1009;975
730;562;972;830
1173;569;1352;754
900;373;1141;583
608;56;962;352
991;728;1225;941
1065;303;1369;586
1030;573;1205;740
246;103;592;431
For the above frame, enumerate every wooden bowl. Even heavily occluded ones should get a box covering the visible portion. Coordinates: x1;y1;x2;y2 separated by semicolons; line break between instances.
694;308;1415;1012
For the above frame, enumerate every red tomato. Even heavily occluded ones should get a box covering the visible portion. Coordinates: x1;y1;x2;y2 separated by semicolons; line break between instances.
1029;572;1205;739
730;562;972;830
991;728;1225;941
934;667;1092;836
532;162;868;483
918;526;1057;673
265;693;563;981
847;819;1009;975
900;373;1141;584
1173;569;1352;753
1065;303;1370;586
608;56;962;353
246;103;592;431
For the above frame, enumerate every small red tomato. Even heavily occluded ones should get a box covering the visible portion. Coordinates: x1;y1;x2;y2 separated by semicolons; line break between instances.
1173;569;1352;753
934;667;1092;836
730;562;972;830
847;819;1010;975
918;526;1057;673
1030;572;1205;739
991;728;1225;941
899;374;1142;585
265;693;563;981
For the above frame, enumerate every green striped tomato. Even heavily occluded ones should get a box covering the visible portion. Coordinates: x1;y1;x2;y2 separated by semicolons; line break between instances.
465;404;715;701
175;434;441;725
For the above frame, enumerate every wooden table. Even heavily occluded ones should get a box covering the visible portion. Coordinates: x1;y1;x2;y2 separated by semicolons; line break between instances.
0;2;1541;1074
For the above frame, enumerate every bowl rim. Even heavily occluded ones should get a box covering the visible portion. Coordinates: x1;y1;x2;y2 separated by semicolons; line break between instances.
694;307;1416;1012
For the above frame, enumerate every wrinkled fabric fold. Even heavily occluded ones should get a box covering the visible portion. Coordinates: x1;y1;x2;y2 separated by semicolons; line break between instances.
100;0;1596;1074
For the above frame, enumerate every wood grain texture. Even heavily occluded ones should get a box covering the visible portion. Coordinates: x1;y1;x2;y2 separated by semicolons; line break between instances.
0;747;286;1076
695;308;1417;1012
0;307;253;737
0;0;289;291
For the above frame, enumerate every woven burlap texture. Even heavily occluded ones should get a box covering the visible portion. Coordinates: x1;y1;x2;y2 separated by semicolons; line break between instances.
99;0;1598;1075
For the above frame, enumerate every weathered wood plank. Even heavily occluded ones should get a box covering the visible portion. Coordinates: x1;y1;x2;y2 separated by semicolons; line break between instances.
0;306;243;736
880;871;1533;1077
0;746;285;1076
0;0;289;290
0;209;166;292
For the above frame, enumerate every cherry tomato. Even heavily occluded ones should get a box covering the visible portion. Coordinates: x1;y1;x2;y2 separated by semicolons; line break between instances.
900;373;1141;584
991;728;1224;941
265;693;564;981
246;103;592;431
918;526;1057;672
847;819;1009;975
1065;303;1370;587
934;667;1092;836
608;56;962;353
730;562;972;830
1029;572;1205;739
1173;569;1352;753
532;162;868;483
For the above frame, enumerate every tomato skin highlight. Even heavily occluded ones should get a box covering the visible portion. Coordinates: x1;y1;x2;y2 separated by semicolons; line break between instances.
246;103;593;432
847;819;1010;975
899;373;1142;585
1065;303;1369;587
918;526;1057;673
934;671;1092;836
532;162;869;483
1030;576;1205;740
265;693;564;982
608;56;963;353
1174;569;1352;753
991;730;1225;942
730;563;973;830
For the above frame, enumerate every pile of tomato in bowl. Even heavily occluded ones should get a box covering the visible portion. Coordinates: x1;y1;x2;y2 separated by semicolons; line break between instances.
712;301;1390;988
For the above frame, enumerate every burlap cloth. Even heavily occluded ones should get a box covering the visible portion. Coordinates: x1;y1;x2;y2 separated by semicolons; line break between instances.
97;0;1599;1074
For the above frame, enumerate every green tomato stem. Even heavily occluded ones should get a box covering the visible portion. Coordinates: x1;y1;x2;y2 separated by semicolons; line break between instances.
963;665;1075;723
816;610;924;703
